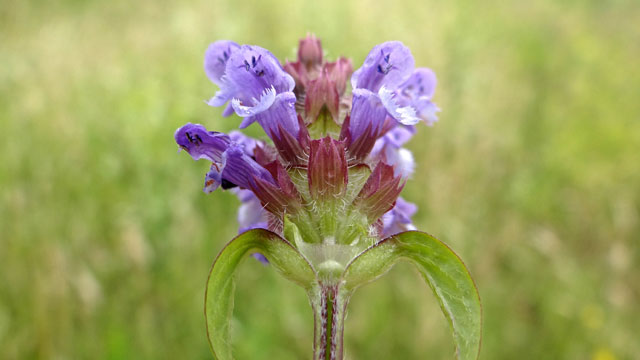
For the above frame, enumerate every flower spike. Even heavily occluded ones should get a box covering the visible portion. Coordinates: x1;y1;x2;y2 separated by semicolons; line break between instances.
176;36;480;360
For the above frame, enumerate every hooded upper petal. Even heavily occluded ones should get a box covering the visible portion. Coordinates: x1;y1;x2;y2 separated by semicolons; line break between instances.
207;44;295;118
226;45;294;99
351;41;415;93
204;40;240;85
174;123;230;162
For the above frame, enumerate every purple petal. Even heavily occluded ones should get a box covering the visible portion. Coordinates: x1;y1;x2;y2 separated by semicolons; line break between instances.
399;68;437;100
204;163;224;193
383;126;415;148
397;68;440;125
249;92;299;141
395;197;418;221
206;44;295;120
252;253;270;265
229;131;260;156
217;144;275;190
351;41;415;93
234;189;269;233
207;85;236;108
174;123;230;162
385;147;415;178
232;86;277;119
382;197;418;237
414;97;440;126
204;40;240;85
369;126;416;178
379;86;420;125
225;45;294;102
349;88;388;143
176;123;275;193
221;102;235;117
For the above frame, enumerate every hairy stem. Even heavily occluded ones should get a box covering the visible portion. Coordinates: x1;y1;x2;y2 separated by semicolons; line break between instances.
311;284;350;360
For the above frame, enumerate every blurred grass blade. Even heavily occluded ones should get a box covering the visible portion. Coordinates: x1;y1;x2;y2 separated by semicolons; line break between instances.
344;231;482;360
205;228;316;360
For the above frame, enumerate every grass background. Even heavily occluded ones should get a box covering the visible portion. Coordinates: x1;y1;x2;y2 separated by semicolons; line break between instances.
1;0;639;359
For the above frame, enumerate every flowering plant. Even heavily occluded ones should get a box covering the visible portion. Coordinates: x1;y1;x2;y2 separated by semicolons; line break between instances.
175;35;481;360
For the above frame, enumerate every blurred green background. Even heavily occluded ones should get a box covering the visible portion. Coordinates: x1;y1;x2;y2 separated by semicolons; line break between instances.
1;0;639;359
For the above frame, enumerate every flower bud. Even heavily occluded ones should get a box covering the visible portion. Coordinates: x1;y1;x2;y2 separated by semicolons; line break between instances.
304;69;340;123
324;57;353;95
308;137;348;200
298;34;323;70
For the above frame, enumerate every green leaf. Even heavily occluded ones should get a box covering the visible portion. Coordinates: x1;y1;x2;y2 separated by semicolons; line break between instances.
343;231;482;360
204;229;317;360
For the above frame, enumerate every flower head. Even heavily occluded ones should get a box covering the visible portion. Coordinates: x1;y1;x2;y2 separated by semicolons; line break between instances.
177;36;440;251
189;38;484;360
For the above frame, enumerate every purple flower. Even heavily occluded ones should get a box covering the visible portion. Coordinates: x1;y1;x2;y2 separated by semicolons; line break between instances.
340;88;392;160
204;43;308;163
351;42;415;93
204;41;240;85
245;92;300;144
351;41;420;126
397;68;440;126
381;197;417;237
233;189;269;233
232;189;271;266
207;44;295;120
369;126;416;178
177;37;440;239
228;130;260;156
204;41;241;116
342;42;433;161
175;123;275;192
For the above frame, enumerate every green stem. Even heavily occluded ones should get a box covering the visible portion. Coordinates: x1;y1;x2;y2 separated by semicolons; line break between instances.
311;284;349;360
